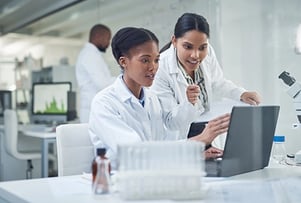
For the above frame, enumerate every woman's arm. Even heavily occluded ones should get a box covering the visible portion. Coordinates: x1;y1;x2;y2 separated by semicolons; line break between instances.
189;113;230;145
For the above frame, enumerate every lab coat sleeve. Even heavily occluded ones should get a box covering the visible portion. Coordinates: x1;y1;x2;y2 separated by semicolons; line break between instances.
88;94;142;167
206;45;246;101
152;62;199;132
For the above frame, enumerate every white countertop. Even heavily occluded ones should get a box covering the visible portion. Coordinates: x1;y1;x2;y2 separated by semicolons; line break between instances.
0;166;300;203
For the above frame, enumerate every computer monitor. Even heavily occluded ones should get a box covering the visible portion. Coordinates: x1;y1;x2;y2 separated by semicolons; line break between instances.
31;82;72;124
0;90;13;124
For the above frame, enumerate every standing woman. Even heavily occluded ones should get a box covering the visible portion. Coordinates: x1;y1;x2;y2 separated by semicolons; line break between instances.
89;27;230;168
151;13;261;140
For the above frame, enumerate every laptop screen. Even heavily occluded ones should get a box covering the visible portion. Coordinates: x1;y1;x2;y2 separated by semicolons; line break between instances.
217;105;280;177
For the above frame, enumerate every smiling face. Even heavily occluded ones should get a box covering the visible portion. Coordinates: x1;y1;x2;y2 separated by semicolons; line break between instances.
172;30;208;77
119;41;160;97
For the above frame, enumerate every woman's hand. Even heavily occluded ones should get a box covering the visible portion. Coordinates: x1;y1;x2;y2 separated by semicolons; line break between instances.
189;113;230;145
186;84;200;105
240;91;261;105
205;146;223;159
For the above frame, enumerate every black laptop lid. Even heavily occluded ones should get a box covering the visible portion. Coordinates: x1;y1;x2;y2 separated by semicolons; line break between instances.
219;105;280;177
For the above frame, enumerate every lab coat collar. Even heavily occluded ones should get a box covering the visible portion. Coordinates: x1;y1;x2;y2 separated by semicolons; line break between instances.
164;45;187;86
115;75;147;106
164;44;179;74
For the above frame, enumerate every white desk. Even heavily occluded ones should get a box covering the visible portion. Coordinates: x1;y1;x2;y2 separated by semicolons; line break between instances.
20;125;56;178
0;167;300;203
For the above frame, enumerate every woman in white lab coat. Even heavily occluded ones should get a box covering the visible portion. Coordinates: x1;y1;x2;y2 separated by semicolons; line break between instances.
89;27;230;168
151;13;261;140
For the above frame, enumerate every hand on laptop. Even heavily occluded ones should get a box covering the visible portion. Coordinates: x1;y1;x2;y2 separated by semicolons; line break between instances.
189;113;230;145
240;91;261;105
205;146;223;159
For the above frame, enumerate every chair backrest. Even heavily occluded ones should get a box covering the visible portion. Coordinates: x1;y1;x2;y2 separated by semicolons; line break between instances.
56;123;94;176
3;109;19;157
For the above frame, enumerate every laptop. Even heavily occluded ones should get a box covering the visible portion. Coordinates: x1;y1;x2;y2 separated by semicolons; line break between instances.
205;105;280;177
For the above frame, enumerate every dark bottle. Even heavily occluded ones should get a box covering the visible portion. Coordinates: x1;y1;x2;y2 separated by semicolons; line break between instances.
91;148;111;194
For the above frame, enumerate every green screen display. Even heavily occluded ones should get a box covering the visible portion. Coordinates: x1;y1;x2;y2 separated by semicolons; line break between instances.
32;83;71;115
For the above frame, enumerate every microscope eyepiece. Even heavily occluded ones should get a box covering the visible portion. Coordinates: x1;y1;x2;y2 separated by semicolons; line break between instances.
279;71;296;86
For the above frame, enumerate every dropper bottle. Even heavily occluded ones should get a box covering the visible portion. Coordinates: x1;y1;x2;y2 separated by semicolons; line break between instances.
92;148;111;194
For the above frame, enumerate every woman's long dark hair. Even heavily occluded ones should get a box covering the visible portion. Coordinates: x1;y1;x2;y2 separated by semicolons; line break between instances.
160;13;210;53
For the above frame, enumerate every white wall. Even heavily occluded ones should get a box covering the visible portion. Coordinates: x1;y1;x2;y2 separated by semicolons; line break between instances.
219;0;301;153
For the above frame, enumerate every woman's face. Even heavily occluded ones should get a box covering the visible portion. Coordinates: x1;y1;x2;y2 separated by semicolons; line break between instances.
172;30;208;75
121;41;159;90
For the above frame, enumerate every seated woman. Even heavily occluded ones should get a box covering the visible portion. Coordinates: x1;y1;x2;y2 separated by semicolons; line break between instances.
88;27;230;169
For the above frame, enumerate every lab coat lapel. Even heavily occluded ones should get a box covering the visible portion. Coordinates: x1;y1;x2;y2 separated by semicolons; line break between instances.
167;46;187;87
130;92;152;141
143;91;162;141
116;76;151;141
168;46;187;102
175;71;187;86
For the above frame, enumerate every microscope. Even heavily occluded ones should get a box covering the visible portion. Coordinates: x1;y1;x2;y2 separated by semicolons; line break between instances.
279;71;301;125
278;71;301;163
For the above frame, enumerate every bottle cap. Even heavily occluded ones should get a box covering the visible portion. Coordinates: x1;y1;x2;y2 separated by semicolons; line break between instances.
96;148;106;156
273;135;285;142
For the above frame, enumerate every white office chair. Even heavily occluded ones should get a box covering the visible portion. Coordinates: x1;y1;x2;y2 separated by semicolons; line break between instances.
3;109;41;179
56;123;94;176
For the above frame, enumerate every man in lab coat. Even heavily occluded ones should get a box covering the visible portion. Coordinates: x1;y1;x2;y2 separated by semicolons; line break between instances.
76;24;115;123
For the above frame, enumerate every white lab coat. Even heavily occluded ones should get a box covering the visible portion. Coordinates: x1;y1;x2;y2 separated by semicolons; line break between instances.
151;44;246;138
75;42;115;123
89;75;167;168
